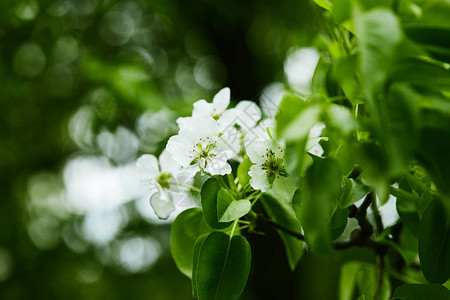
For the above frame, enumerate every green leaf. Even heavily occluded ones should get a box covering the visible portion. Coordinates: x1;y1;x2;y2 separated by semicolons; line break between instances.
329;207;349;241
390;59;450;90
333;0;352;24
192;234;209;298
313;0;332;11
217;188;251;222
384;84;419;176
396;179;420;238
405;25;450;63
393;284;450;300
237;156;252;187
331;56;361;103
339;177;370;208
171;208;211;278
261;194;304;271
385;225;418;265
418;200;450;284
355;143;390;204
339;262;391;300
285;138;313;184
201;178;233;229
417;128;450;198
269;176;298;203
196;232;251;300
354;7;402;97
325;104;357;137
293;157;342;254
276;94;321;143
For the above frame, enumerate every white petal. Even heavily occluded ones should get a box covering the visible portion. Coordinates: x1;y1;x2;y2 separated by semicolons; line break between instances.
159;149;181;174
234;101;262;128
217;126;241;157
136;154;160;180
309;143;324;157
180;116;220;142
170;169;195;193
309;122;325;138
171;191;194;208
249;165;269;192
260;82;284;118
176;116;193;130
217;109;236;131
166;135;194;167
212;87;230;114
204;157;232;175
150;191;176;220
246;140;271;165
193;100;214;117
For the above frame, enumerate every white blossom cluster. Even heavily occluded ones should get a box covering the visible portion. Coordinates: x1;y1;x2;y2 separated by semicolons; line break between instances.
136;88;322;219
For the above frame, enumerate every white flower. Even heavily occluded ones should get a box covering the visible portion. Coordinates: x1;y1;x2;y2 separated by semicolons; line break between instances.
247;139;286;192
244;118;275;149
218;100;262;131
167;116;240;176
136;150;194;219
176;87;231;130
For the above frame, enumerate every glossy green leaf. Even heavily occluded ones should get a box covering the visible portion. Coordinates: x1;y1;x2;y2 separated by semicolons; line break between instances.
261;194;303;271
418;200;450;284
196;232;251;300
201;178;233;229
171;208;211;278
293;157;342;254
192;234;209;298
393;284;450;300
217;188;251;222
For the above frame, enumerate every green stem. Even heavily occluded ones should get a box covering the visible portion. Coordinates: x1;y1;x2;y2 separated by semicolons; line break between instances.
176;183;201;193
389;186;421;203
404;172;437;197
227;173;237;191
250;192;263;208
229;219;239;239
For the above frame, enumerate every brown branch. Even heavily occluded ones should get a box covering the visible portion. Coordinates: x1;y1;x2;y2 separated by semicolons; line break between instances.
371;192;384;235
347;164;361;179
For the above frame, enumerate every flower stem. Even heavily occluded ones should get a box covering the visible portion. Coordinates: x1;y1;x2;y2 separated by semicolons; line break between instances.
175;183;201;193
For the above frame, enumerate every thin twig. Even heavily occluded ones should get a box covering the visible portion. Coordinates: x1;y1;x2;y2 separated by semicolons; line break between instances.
257;214;305;241
371;193;384;235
